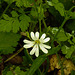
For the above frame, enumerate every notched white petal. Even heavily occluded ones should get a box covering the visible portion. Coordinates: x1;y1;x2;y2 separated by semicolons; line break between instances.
39;44;48;54
23;43;34;48
40;33;46;40
41;44;51;49
35;44;39;57
30;32;36;40
30;44;36;55
23;39;33;43
24;32;51;57
35;32;39;39
43;37;50;43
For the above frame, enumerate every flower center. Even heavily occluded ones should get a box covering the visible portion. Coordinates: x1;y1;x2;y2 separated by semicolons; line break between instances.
35;40;40;44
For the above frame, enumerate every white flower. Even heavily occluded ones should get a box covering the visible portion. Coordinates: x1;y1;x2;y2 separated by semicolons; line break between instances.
23;32;51;57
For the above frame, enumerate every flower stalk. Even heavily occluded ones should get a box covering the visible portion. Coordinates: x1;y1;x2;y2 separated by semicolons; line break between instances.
39;19;41;33
0;3;11;19
51;18;69;47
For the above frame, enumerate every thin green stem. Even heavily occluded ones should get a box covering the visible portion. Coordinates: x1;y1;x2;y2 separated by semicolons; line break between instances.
38;0;42;33
24;49;33;63
51;18;69;47
4;47;24;63
0;3;11;19
24;49;41;75
42;19;47;29
69;6;75;11
39;19;41;33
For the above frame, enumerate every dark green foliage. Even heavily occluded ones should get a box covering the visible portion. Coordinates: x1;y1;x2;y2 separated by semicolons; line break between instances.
4;0;35;7
65;20;75;31
6;66;27;75
61;45;75;58
0;0;75;75
0;11;31;33
0;32;21;54
71;70;75;75
19;14;31;31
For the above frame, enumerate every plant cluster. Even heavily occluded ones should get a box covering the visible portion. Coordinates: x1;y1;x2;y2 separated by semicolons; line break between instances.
0;0;75;75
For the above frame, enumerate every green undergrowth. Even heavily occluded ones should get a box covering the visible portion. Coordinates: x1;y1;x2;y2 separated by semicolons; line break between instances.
0;0;75;75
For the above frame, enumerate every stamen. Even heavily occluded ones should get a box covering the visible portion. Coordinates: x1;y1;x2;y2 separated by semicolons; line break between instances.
35;40;40;44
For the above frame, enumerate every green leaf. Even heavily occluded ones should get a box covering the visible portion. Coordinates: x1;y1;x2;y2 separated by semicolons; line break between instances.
4;0;23;6
61;45;69;54
15;0;23;7
0;32;21;54
0;18;20;33
47;1;54;6
4;0;35;7
22;0;35;7
54;2;65;16
66;33;72;39
37;6;45;19
19;14;31;22
14;66;26;75
72;37;75;43
11;11;19;17
52;27;58;34
6;66;27;75
6;71;13;75
0;19;13;32
2;14;10;20
52;0;59;3
70;12;75;19
31;8;38;18
66;46;74;58
61;45;75;58
0;13;30;33
0;12;20;33
6;0;35;7
12;18;20;33
56;30;68;41
59;0;74;10
48;1;65;16
27;46;60;75
27;55;46;75
4;0;15;4
65;11;75;19
14;66;21;73
19;14;31;31
66;33;73;44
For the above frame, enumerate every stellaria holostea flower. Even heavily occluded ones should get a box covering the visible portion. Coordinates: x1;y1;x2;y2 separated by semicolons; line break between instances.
23;32;51;57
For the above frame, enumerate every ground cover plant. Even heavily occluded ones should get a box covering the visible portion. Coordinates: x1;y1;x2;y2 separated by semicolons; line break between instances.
0;0;75;75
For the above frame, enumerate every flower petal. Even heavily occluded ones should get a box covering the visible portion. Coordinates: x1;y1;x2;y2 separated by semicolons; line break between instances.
30;32;36;40
35;44;39;57
40;44;51;49
40;33;46;40
35;32;39;39
23;39;34;43
30;44;37;55
39;44;48;53
43;37;50;43
23;42;34;48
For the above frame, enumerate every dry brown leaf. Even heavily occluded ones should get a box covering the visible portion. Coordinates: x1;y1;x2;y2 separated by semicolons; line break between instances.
48;54;75;75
